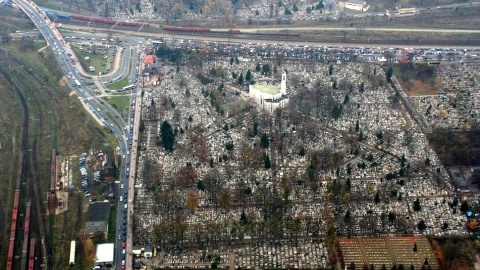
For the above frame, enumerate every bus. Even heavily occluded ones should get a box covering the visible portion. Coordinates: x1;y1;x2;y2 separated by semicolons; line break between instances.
122;84;135;91
74;79;81;87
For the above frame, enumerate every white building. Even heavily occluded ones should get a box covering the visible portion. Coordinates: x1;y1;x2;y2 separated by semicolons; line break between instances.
386;7;416;17
94;243;114;267
344;0;370;11
248;71;289;113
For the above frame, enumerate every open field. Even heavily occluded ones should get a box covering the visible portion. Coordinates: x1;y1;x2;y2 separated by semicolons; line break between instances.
72;46;111;75
221;99;252;116
403;77;442;96
105;96;131;112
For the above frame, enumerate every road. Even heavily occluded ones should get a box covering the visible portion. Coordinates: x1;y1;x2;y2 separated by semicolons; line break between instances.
12;0;139;269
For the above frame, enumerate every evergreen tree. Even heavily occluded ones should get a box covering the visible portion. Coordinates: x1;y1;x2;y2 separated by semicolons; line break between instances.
413;198;422;211
374;192;380;204
237;73;244;85
160;120;175;152
264;153;271;169
260;133;269;148
255;63;261;72
245;69;252;81
386;67;393;83
329;64;334;75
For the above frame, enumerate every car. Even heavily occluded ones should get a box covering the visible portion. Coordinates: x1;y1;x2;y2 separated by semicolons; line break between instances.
121;184;124;189
122;242;126;248
121;266;125;270
118;234;122;240
122;260;125;266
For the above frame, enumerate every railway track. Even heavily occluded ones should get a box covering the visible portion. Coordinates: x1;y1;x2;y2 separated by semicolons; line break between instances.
1;45;56;270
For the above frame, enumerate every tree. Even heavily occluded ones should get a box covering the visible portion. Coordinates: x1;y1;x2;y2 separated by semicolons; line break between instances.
203;170;225;204
186;191;198;212
329;64;334;75
237;73;244;85
413;198;421;212
460;200;469;213
260;133;269;148
413;242;418;252
359;82;365;93
331;104;342;119
344;209;351;223
230;57;234;65
245;69;252;81
388;211;396;222
386;67;393;83
91;231;106;244
262;63;270;75
218;188;231;210
175;165;197;188
171;2;186;21
299;146;306;156
374;192;380;204
417;220;426;231
264;153;272;169
255;63;261;72
160;120;175;152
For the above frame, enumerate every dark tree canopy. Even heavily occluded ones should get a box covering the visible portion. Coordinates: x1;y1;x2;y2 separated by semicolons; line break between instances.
160;120;176;152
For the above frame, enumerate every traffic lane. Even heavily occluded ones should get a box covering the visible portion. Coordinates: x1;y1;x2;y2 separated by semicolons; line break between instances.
15;3;133;266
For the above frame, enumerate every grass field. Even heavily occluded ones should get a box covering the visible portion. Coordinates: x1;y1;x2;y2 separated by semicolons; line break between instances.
72;46;112;75
107;203;117;243
221;100;252;116
105;96;131;112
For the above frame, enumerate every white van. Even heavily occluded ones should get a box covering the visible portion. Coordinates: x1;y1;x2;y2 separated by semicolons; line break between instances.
119;196;123;202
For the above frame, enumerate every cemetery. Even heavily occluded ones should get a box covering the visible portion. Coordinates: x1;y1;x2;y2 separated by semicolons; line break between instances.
129;47;480;268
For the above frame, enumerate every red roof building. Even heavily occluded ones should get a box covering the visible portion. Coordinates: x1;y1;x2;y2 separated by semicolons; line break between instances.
144;55;155;65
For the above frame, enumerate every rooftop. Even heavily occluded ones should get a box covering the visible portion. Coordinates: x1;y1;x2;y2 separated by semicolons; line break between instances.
87;201;110;222
95;243;114;263
85;220;108;233
254;83;279;95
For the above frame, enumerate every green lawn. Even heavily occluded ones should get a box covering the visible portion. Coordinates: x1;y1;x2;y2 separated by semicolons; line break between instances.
105;96;131;112
107;203;117;242
72;46;112;75
106;75;130;90
221;100;252;115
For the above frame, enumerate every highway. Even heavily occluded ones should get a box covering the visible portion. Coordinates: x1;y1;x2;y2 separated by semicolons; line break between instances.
12;0;139;269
